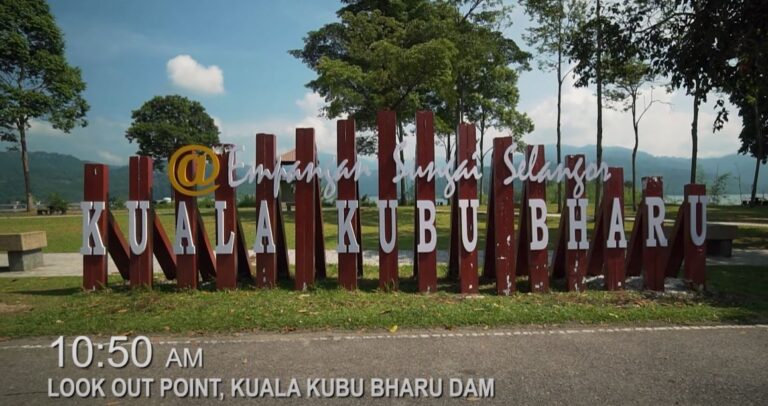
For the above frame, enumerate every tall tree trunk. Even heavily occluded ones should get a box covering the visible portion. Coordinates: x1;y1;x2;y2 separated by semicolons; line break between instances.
631;96;639;211
397;120;407;205
556;49;563;213
594;0;603;214
18;122;34;212
751;100;762;203
690;91;700;184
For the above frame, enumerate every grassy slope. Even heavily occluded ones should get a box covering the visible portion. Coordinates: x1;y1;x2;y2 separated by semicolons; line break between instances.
0;265;766;338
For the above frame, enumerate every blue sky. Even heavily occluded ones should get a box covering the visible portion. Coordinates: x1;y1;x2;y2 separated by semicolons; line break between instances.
19;0;743;165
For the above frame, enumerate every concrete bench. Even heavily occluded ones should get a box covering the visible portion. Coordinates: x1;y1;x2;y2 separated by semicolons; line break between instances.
0;231;47;271
706;225;738;257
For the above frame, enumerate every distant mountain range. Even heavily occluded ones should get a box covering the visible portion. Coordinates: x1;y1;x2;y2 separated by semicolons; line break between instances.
0;146;765;203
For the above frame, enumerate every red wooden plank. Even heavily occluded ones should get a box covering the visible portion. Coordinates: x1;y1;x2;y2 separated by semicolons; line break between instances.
337;119;359;290
684;184;707;289
215;145;237;289
563;155;588;291
628;177;667;291
522;145;549;292
295;128;316;290
174;154;199;289
236;218;254;282
603;167;626;290
128;156;153;288
457;123;479;294
414;111;437;293
255;134;278;288
665;184;707;289
107;211;130;280
377;110;399;290
482;167;496;281
488;137;516;295
153;215;176;280
196;211;217;282
83;164;109;290
274;194;290;281
314;174;327;280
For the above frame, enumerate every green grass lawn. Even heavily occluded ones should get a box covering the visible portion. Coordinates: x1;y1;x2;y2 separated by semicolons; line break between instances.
2;204;767;253
0;265;765;338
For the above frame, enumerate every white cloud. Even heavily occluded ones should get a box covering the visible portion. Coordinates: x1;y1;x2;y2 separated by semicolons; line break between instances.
166;55;224;94
216;92;343;163
523;74;741;159
97;150;125;165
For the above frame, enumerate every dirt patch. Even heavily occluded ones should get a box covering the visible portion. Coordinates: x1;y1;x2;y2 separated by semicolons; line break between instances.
0;303;32;314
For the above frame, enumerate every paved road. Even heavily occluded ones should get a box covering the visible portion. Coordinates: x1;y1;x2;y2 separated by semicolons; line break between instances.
1;325;766;405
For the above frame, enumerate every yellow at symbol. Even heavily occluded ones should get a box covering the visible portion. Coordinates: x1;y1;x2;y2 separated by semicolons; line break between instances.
168;145;220;196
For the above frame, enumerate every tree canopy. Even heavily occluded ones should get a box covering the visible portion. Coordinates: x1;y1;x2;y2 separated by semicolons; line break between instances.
125;95;220;168
0;0;89;211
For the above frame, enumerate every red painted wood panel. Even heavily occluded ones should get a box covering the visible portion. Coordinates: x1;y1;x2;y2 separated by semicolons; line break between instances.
153;215;177;280
522;145;549;292
174;155;199;289
215;145;237;289
128;156;153;288
377;110;399;290
457;123;479;294
489;137;516;295
415;111;437;293
107;211;130;280
337;119;359;290
83;164;109;290
603;167;625;290
295;128;316;290
255;134;277;288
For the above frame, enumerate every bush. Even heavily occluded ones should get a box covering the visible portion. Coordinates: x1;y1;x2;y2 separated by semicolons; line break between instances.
48;193;69;214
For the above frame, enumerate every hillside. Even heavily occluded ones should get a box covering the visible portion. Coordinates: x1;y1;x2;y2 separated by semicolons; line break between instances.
0;147;765;204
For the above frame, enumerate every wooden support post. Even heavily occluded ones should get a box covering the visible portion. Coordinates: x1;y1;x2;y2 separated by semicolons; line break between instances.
153;215;176;280
295;128;316;290
551;155;588;292
235;218;254;282
255;134;278;288
414;111;437;293
516;145;549;292
83;164;109;290
215;145;238;289
337;119;360;290
273;195;290;281
457;123;479;294
377;110;399;290
314;171;327;280
174;157;199;289
626;176;667;291
586;167;626;290
665;184;707;289
128;156;153;287
483;137;516;295
107;211;130;280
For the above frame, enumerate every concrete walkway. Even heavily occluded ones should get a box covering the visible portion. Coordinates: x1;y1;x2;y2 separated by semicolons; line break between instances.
1;249;766;278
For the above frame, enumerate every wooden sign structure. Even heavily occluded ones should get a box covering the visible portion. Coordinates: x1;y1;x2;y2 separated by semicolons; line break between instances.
377;111;399;290
585;167;626;290
254;135;278;288
82;164;110;290
482;137;516;295
413;111;438;293
626;176;667;291
215;144;255;289
664;184;707;290
551;155;588;292
448;123;480;294
127;156;154;288
294;129;327;290
516;145;549;293
336;119;363;290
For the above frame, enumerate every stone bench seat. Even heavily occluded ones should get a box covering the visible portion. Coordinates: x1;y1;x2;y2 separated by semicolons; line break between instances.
0;231;47;272
706;225;738;258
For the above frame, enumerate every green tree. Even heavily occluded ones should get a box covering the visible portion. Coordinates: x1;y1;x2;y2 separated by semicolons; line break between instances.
0;0;89;212
522;0;586;210
125;95;220;168
291;0;531;204
603;60;660;210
